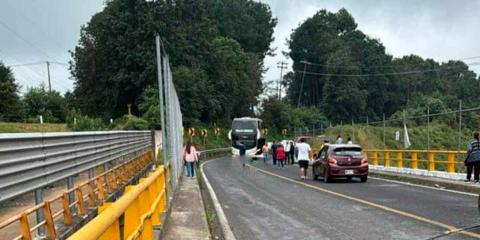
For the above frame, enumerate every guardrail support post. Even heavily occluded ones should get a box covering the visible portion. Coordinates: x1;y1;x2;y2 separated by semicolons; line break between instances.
43;201;56;239
428;152;435;171
34;188;45;237
384;151;390;167
372;151;378;165
411;152;418;169
397;152;403;168
19;213;32;240
88;168;95;179
67;177;75;213
447;153;455;173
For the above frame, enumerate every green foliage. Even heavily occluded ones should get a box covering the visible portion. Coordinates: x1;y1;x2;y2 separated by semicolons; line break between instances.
70;0;276;124
286;8;479;123
138;87;161;129
260;96;328;133
23;84;66;123
0;61;22;121
114;115;150;130
71;115;107;131
212;0;277;58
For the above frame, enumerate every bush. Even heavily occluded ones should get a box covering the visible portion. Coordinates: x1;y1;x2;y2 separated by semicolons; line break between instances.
71;115;107;131
114;115;150;130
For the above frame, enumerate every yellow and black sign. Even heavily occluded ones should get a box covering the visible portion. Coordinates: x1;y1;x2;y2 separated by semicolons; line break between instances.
214;128;221;136
201;129;208;137
262;128;268;136
187;127;195;136
282;129;288;136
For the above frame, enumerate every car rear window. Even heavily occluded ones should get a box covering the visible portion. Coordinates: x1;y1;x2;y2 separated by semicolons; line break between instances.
333;147;363;156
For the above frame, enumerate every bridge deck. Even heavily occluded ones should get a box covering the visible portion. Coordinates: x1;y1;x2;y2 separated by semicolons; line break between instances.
162;175;210;240
203;157;480;239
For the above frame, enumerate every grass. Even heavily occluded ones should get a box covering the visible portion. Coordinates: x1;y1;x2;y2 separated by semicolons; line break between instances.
0;122;68;133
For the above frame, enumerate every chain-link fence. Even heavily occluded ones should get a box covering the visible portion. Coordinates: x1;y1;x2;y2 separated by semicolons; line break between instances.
156;35;184;190
319;103;480;173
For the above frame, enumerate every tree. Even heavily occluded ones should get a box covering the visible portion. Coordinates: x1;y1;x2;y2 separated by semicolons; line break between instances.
212;0;277;58
70;0;276;124
286;8;478;123
0;61;22;121
23;84;66;122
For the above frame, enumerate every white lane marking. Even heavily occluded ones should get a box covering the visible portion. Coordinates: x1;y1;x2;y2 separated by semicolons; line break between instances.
201;161;237;240
370;176;478;197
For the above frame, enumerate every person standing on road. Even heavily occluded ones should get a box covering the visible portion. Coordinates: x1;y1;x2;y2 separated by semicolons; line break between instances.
276;144;286;168
347;137;353;144
262;143;270;164
296;138;312;180
465;132;480;182
290;141;296;164
284;141;292;165
238;141;247;167
271;141;278;166
336;135;343;144
183;141;199;178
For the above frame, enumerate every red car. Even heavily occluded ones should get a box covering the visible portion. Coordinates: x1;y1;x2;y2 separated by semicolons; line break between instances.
312;144;368;182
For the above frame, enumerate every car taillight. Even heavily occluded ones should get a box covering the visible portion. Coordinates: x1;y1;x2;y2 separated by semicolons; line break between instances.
361;157;368;164
328;157;337;164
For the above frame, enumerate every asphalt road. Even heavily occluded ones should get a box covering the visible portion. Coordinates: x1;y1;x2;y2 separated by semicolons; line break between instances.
203;156;480;240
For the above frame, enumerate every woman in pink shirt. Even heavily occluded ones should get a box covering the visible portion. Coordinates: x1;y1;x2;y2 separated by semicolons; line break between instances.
183;141;199;178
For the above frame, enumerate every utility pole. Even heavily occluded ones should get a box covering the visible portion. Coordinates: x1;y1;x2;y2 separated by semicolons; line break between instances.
277;61;288;100
46;61;51;92
298;60;308;106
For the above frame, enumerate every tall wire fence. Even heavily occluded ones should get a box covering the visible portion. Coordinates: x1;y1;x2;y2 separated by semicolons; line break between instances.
156;35;184;190
317;102;480;173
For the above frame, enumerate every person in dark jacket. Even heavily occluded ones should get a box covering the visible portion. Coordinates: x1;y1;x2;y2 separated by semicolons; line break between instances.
271;141;278;165
238;141;247;167
465;132;480;182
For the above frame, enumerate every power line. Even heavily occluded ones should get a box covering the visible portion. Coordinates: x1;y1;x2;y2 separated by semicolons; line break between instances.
7;61;46;67
4;1;70;51
294;62;480;77
0;18;58;62
298;56;480;70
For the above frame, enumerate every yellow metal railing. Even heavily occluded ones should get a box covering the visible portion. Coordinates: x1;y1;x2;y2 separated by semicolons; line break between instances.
365;149;467;173
68;165;167;240
0;150;155;240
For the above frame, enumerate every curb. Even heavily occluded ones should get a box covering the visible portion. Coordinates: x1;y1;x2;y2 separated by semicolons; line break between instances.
370;170;480;194
200;162;236;240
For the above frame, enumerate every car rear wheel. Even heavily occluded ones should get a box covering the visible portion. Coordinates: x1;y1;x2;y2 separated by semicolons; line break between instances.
360;175;368;182
323;167;330;183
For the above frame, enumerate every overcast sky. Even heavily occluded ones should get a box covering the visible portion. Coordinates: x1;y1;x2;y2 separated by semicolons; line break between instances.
0;0;479;94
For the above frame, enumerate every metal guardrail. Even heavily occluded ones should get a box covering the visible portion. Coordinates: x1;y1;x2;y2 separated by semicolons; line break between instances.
365;149;467;173
0;131;152;202
67;147;231;240
0;150;155;240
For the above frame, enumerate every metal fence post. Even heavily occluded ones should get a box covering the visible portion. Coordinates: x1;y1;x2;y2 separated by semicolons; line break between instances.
457;100;462;151
427;104;430;170
34;188;45;237
383;113;386;149
67;177;75;213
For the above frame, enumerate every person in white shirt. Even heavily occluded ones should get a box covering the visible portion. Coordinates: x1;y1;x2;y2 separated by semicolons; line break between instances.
347;137;353;144
284;141;292;165
296;138;312;180
336;135;343;144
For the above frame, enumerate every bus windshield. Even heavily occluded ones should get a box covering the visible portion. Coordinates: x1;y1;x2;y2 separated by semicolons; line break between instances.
232;120;257;130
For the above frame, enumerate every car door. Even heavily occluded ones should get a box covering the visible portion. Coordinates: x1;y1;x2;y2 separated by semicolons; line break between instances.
313;146;328;175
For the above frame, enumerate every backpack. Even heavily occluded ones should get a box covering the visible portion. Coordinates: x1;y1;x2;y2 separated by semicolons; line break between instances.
276;145;286;160
467;140;480;164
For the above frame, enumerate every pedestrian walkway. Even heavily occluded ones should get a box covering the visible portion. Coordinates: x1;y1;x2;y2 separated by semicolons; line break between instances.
162;175;210;240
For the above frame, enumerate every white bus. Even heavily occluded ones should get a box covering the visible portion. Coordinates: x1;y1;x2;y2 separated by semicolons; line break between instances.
229;117;265;158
